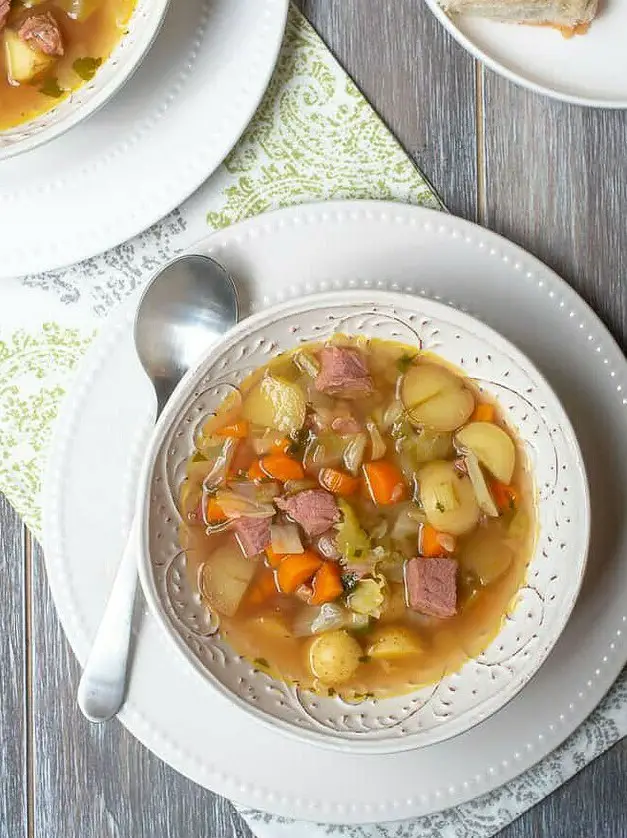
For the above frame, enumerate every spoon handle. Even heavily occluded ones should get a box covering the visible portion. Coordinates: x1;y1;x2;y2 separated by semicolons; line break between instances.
77;517;140;723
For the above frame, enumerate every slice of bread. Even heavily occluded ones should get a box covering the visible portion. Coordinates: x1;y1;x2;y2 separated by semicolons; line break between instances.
440;0;599;34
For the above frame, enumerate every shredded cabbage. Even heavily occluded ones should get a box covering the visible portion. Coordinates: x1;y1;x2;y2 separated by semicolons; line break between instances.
347;575;388;619
335;499;370;563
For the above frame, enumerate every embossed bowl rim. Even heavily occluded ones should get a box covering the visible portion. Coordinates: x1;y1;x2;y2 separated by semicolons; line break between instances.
135;289;590;753
0;0;171;161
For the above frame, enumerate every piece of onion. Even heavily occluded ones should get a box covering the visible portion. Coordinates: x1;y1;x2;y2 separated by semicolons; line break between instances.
199;390;243;438
215;489;275;519
283;478;318;495
292;602;347;637
366;419;386;460
251;429;285;456
464;451;499;518
382;399;404;430
271;523;304;554
342;432;368;476
202;437;238;492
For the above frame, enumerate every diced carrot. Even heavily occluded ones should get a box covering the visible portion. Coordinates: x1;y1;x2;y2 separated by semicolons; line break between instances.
245;569;279;606
420;523;447;558
362;460;407;505
490;480;519;512
270;437;291;455
309;561;344;605
472;403;495;423
265;544;286;568
277;550;323;594
260;453;305;482
205;497;227;523
247;460;266;481
318;467;359;497
216;420;250;439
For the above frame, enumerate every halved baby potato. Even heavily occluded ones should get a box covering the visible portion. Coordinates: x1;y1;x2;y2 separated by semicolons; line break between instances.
367;625;422;660
419;460;480;536
242;374;306;433
402;364;475;432
4;29;54;84
455;421;516;484
308;630;362;685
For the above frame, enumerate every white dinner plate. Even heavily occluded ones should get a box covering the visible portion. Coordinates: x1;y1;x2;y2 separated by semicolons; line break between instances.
0;0;288;279
43;201;627;823
424;1;627;108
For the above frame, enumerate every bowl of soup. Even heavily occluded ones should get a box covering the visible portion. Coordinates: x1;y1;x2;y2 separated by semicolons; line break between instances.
136;290;589;752
0;0;169;159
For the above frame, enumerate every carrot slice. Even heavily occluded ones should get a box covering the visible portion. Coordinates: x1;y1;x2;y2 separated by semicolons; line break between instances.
247;460;266;481
362;460;407;505
216;420;250;439
472;403;495;423
277;550;323;594
205;497;227;523
319;467;359;496
419;523;448;558
310;561;344;605
265;544;286;568
270;437;291;455
245;569;279;606
260;453;305;482
490;480;519;512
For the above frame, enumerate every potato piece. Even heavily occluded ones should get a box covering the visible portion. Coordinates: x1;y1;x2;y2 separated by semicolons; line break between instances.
402;364;475;432
4;29;54;83
367;625;422;659
247;614;292;639
241;374;306;433
460;526;514;585
456;421;516;484
419;460;480;536
308;630;362;684
380;584;408;623
57;0;100;21
200;543;257;617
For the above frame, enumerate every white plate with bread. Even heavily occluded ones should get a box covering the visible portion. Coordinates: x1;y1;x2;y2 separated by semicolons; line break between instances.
424;0;627;108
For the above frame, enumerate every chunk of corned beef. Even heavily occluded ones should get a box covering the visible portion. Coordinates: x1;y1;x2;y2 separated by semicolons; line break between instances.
18;11;64;56
233;517;271;558
275;490;340;538
405;557;457;618
0;0;10;32
315;347;373;398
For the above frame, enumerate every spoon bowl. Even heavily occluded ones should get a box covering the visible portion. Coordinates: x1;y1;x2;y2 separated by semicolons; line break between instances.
77;254;239;723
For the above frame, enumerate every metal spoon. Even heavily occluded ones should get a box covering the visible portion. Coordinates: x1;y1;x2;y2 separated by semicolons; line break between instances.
77;255;239;723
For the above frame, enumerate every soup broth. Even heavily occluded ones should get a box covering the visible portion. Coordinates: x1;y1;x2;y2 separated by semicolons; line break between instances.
0;0;135;130
178;336;536;700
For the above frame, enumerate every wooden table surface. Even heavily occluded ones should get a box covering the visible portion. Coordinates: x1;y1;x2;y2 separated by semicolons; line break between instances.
2;2;627;836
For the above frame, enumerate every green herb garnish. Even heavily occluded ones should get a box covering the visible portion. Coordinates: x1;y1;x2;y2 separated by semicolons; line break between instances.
287;427;309;457
435;501;445;513
397;353;417;373
358;655;371;664
341;572;358;594
73;56;103;82
191;451;207;463
327;687;336;697
253;657;270;669
40;78;64;98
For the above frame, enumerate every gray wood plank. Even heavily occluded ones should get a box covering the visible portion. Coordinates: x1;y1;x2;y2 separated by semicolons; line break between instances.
29;538;252;838
298;0;479;220
0;494;27;838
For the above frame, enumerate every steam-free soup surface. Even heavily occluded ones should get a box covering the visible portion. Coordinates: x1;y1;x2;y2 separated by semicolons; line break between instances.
0;0;135;130
178;336;535;700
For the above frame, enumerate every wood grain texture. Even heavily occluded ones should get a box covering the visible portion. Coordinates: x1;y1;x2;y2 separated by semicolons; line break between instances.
0;495;27;838
482;71;627;349
297;0;479;219
29;539;253;838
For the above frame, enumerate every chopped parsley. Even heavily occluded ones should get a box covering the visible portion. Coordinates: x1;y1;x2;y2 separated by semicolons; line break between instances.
358;655;371;664
40;78;64;98
353;548;363;558
73;56;103;82
191;451;207;463
253;657;270;669
327;687;337;697
341;572;359;594
287;427;309;457
397;353;417;373
435;501;445;513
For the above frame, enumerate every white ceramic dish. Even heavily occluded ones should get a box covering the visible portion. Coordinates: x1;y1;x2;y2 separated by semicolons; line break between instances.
136;290;589;753
0;0;288;278
0;0;170;160
424;1;627;108
43;202;627;822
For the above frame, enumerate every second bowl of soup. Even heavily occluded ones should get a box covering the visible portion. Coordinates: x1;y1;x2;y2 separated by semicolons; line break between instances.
137;290;589;752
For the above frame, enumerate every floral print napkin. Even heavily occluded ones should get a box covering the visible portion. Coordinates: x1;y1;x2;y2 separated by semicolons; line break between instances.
1;5;624;837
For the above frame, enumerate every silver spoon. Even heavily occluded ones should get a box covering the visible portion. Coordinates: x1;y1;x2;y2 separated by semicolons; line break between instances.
77;254;239;723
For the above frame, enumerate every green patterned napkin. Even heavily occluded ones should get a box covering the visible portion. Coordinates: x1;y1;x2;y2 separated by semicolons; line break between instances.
1;6;440;537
